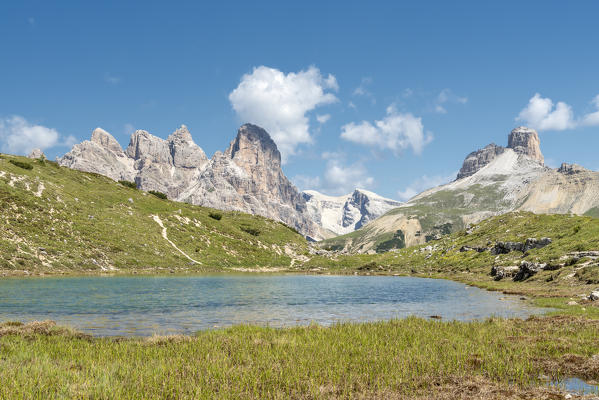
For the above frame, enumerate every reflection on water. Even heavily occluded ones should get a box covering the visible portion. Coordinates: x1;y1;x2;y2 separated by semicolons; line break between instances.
0;274;546;336
549;377;599;394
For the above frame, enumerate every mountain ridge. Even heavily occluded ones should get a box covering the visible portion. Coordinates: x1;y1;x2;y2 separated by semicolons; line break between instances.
59;124;320;239
320;126;599;253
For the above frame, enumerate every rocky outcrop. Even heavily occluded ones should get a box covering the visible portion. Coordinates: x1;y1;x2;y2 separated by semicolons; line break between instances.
490;238;552;255
507;127;543;164
179;124;318;238
59;128;136;182
558;163;587;175
456;126;544;180
27;148;45;159
457;144;506;179
59;124;319;238
302;189;402;235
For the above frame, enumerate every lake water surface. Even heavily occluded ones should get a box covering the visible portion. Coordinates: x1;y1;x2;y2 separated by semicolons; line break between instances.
0;274;546;336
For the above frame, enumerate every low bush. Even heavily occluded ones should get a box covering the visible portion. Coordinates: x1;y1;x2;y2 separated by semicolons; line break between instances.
118;180;137;189
240;224;260;236
9;160;33;170
209;212;222;221
148;190;168;200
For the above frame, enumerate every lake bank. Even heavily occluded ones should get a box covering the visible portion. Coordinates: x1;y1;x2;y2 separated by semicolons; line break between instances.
2;316;598;399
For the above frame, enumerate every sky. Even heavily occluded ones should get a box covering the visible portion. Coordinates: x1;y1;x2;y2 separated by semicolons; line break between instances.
1;1;598;200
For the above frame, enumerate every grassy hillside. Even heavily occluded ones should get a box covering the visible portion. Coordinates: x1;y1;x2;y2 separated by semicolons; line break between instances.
0;154;308;275
306;212;599;298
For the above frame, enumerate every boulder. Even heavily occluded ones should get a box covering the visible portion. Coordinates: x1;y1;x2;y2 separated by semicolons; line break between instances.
27;148;45;159
491;241;524;255
589;290;599;301
491;265;520;281
513;261;547;281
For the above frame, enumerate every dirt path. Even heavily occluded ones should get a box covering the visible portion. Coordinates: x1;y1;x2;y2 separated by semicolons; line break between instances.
151;215;202;265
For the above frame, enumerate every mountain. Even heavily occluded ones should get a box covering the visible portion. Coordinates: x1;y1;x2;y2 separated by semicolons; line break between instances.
321;126;599;253
0;154;308;274
301;189;402;236
59;124;320;239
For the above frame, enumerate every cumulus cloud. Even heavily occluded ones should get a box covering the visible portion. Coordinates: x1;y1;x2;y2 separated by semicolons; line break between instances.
229;65;338;162
397;172;456;201
582;95;599;127
316;114;331;124
434;89;468;114
0;116;76;155
293;153;374;195
340;105;432;155
517;93;576;131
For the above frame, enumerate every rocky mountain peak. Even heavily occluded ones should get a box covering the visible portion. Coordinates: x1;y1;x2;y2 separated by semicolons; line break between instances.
91;127;124;153
226;123;281;169
457;127;545;180
168;125;194;143
507;126;544;164
27;148;45;159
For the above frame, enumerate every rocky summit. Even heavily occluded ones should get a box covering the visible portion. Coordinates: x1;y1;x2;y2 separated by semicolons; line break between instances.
59;124;320;238
321;126;599;254
456;126;543;179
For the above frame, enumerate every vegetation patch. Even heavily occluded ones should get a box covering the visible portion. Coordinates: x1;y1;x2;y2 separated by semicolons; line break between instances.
148;190;168;199
1;316;598;398
118;180;137;189
9;160;33;170
208;211;222;220
240;224;261;236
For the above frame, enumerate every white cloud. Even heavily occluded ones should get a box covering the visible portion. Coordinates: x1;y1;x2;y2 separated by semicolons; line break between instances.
434;89;467;114
229;65;338;162
293;154;374;195
517;93;576;131
397;172;456;201
582;95;599;127
124;123;135;135
316;114;331;124
353;77;375;104
292;175;321;191
340;104;432;155
104;73;121;85
0;116;75;155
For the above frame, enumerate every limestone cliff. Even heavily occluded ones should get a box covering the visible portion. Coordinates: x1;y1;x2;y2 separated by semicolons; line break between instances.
456;126;544;179
59;124;319;238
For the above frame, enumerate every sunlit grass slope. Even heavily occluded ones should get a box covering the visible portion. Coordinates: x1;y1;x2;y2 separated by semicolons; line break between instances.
0;154;308;274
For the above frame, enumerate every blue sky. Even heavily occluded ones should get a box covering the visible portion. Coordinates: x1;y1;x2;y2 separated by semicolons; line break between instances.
1;1;598;199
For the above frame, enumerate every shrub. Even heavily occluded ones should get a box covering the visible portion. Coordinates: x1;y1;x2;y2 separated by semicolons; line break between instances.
240;224;260;236
278;221;299;235
9;160;33;170
209;212;222;221
149;190;168;200
118;180;137;189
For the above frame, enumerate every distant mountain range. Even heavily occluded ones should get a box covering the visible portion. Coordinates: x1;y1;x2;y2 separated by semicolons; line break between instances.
320;127;599;253
58;124;599;251
302;189;402;237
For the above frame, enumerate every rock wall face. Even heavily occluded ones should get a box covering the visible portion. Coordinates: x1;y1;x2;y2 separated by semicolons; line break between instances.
59;124;319;238
456;126;544;180
457;144;506;180
507;126;544;164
